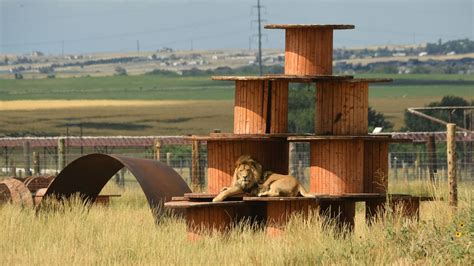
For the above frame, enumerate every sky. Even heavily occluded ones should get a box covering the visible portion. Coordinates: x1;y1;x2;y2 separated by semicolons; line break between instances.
1;0;472;54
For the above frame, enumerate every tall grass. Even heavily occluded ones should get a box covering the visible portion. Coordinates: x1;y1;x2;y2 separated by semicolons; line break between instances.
0;181;472;265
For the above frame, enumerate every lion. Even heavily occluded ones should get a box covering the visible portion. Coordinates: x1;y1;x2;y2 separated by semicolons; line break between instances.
212;155;314;202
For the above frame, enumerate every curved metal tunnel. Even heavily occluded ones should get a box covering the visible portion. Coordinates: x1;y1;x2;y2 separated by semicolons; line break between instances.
41;154;191;211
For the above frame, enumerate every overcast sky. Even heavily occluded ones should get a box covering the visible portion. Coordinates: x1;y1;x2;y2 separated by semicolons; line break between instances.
1;0;472;54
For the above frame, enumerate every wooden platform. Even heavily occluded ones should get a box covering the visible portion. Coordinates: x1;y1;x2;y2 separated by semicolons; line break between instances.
288;135;410;142
264;24;355;30
212;75;353;82
165;193;426;239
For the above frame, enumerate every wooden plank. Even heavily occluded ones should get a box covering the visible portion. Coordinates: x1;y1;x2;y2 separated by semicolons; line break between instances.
234;81;240;132
315;28;323;74
355;140;364;192
164;200;247;209
284;29;293;74
325;29;333;74
262;81;269;132
257;81;264;133
307;28;316;74
353;83;361;134
207;142;214;193
284;29;292;74
285;29;291;74
287;135;394;142
363;141;369;192
361;82;369;133
380;142;389;192
298;28;305;74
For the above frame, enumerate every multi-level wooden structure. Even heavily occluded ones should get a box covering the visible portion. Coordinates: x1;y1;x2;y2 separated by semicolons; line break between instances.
166;24;421;239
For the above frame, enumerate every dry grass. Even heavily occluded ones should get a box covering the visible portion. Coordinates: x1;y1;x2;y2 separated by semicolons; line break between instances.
0;100;234;136
0;100;196;111
0;181;472;265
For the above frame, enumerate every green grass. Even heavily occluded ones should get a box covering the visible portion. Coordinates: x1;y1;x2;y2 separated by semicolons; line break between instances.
0;180;472;264
1;73;473;101
0;75;233;101
1;73;473;133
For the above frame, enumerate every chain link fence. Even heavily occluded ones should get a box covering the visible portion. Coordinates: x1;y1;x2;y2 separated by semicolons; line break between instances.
1;143;472;189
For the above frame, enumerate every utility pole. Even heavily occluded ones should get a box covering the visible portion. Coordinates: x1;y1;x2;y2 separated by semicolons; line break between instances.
257;0;263;75
61;40;64;56
136;40;140;53
252;0;265;76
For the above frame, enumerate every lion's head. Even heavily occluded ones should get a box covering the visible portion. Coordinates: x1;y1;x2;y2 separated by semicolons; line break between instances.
233;155;263;191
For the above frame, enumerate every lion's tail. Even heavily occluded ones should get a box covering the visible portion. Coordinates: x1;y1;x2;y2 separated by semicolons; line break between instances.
298;185;316;198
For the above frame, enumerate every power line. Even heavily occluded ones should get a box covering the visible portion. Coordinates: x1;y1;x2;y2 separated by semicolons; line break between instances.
0;15;245;48
252;0;265;76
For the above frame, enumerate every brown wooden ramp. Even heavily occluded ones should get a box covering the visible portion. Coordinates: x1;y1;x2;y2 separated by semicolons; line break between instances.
40;153;191;213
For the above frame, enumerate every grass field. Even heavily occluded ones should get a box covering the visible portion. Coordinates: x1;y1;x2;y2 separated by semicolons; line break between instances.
1;73;473;135
0;180;472;264
0;100;234;136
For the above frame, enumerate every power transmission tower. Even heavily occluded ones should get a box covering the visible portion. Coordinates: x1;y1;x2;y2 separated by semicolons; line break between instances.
136;40;140;53
252;0;266;75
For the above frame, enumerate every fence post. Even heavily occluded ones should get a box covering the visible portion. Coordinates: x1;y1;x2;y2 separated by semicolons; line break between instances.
427;135;437;183
23;141;32;176
289;142;297;176
414;149;420;180
33;151;40;176
58;137;66;171
402;160;408;182
447;123;457;208
11;159;16;177
191;140;202;191
120;168;126;187
3;147;8;175
393;156;398;180
166;152;172;166
154;139;162;161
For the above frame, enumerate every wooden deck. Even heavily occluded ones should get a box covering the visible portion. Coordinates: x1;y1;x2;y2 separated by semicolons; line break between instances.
165;193;428;239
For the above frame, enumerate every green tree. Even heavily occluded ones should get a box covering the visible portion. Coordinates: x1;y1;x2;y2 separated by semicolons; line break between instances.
403;96;471;132
288;84;315;133
114;66;127;76
368;107;394;132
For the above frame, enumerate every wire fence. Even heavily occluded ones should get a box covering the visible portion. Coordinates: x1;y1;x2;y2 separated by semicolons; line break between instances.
1;144;472;189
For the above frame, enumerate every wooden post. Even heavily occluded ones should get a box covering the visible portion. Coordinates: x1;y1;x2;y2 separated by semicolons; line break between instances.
402;160;408;182
166;152;172;166
120;168;126;187
414;149;421;180
11;159;16;177
58;137;66;171
3;147;8;175
154;139;162;161
393;156;398;180
447;123;458;208
114;173;121;186
23;141;32;176
191;140;202;191
427;135;437;182
33;151;40;176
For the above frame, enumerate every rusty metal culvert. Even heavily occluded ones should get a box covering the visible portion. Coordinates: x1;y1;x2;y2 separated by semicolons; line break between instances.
0;178;34;208
40;153;191;213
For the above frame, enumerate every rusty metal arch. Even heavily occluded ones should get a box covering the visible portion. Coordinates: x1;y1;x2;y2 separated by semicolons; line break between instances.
42;153;191;211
